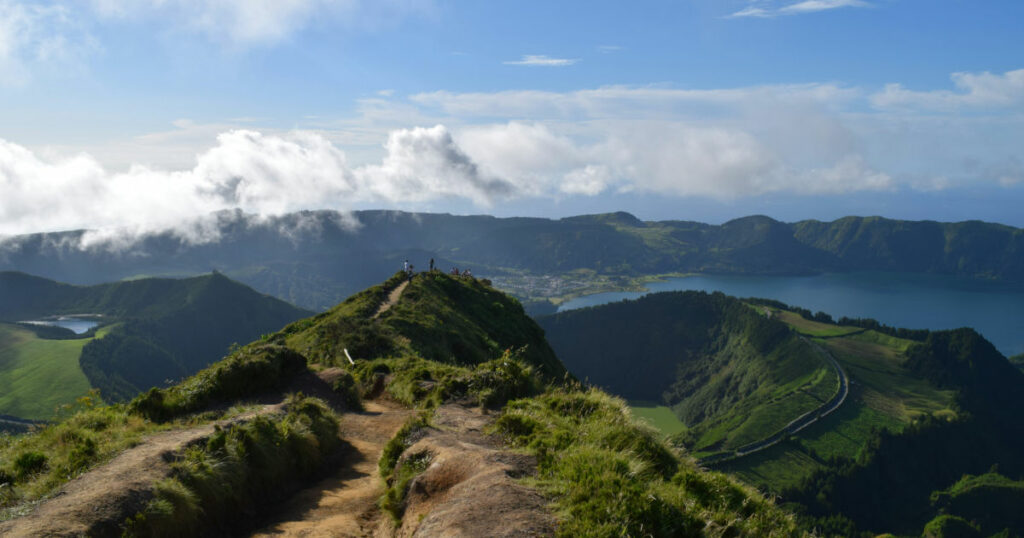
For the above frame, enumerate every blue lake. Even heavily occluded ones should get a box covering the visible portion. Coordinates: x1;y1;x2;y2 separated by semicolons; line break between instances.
21;317;100;335
557;272;1024;357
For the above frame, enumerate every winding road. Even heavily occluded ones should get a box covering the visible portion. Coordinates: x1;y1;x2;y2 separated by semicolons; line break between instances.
698;337;849;466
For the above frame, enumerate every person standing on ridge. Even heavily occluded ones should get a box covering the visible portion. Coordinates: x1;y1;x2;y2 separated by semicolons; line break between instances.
403;259;409;273
429;258;434;272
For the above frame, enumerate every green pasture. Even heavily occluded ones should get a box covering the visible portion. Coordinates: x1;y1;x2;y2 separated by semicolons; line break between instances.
0;323;110;420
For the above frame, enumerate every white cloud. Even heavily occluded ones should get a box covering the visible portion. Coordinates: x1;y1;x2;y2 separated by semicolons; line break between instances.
872;69;1024;110
731;0;870;18
0;125;511;238
503;55;579;67
355;125;514;205
780;0;869;14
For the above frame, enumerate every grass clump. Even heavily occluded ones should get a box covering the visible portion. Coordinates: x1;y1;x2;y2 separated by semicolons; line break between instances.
380;450;432;522
129;344;306;422
123;394;340;537
0;397;164;518
352;349;545;410
493;388;802;537
330;370;363;411
379;413;431;478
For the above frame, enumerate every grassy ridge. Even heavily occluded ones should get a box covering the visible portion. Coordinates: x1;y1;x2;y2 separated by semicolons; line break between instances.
493;389;802;537
282;272;566;379
0;323;112;420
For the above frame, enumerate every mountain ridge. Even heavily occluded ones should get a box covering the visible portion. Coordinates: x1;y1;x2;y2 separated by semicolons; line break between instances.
3;210;1024;311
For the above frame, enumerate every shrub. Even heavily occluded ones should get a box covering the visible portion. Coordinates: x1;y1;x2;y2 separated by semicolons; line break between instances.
331;371;363;411
129;344;307;421
13;451;47;479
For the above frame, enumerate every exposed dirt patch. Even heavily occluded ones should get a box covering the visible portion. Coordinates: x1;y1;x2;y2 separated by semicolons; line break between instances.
373;281;409;319
383;405;556;538
0;407;280;538
249;398;414;537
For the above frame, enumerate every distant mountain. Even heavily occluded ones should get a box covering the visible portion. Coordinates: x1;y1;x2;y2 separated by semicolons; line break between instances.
2;210;1023;310
0;272;311;402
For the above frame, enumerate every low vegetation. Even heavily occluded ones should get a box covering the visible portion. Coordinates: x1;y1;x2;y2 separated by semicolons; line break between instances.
0;394;162;517
129;344;306;422
377;413;433;522
493;388;802;537
350;351;545;410
122;395;340;537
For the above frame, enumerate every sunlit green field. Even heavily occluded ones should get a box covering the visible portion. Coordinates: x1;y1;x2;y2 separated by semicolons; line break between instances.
628;400;688;436
0;323;110;420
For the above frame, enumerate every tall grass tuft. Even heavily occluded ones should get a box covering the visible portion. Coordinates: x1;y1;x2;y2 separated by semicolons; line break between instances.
493;389;803;537
123;395;340;537
129;344;306;422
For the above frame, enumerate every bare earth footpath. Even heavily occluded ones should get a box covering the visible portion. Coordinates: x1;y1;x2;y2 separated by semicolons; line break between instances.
250;399;414;538
373;281;409;320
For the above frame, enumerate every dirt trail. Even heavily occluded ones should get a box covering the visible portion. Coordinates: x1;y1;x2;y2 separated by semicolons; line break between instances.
373;281;409;319
385;405;556;537
0;406;280;538
250;399;414;538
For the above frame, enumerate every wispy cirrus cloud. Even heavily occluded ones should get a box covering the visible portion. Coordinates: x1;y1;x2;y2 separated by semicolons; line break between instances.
731;0;870;18
503;54;578;67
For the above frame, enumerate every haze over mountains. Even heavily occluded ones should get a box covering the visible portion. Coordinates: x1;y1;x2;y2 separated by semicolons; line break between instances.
2;210;1022;311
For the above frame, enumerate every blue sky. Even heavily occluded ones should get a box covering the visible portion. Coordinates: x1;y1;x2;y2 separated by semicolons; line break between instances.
1;0;1023;238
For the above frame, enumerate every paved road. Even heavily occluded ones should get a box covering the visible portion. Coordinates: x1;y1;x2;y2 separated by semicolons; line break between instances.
698;337;849;466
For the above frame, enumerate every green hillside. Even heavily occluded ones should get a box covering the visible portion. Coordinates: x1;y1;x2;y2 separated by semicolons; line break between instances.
1011;353;1024;372
539;291;1024;536
538;291;835;454
0;324;113;420
1;272;802;536
0;272;311;408
281;271;566;378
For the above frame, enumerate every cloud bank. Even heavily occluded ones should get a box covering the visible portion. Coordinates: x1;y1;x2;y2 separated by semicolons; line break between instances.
0;126;509;239
4;67;1022;243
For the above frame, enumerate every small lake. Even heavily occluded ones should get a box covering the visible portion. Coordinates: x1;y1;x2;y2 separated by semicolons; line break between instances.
20;317;100;335
557;272;1024;357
